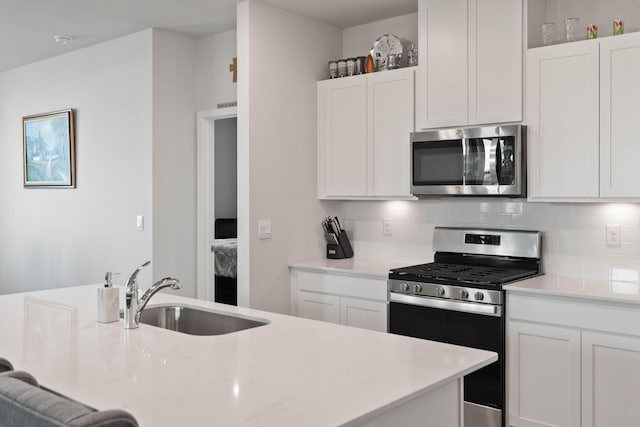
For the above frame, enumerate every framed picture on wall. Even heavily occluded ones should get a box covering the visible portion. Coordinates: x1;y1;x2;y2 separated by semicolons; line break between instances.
23;109;76;188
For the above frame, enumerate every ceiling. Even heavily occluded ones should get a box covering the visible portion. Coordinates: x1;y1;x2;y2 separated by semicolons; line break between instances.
0;0;418;72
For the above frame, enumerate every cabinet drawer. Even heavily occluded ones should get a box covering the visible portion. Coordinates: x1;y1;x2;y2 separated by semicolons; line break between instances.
294;270;387;301
508;293;640;337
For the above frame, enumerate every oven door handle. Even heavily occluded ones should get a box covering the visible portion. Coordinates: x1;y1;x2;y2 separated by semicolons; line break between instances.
390;293;502;317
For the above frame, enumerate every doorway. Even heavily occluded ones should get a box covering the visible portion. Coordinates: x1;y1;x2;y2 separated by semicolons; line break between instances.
196;107;238;303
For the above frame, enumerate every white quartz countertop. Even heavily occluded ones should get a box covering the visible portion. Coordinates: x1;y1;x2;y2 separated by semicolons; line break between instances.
289;258;414;279
0;285;496;427
505;274;640;305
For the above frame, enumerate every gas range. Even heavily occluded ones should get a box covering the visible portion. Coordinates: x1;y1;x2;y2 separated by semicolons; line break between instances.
389;227;541;306
388;227;542;427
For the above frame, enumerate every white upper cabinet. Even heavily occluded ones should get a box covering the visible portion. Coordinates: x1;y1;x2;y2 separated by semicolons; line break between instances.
468;0;522;125
417;0;468;129
318;68;415;199
599;32;640;198
417;0;522;130
318;77;368;197
526;41;600;198
367;70;414;197
526;32;640;200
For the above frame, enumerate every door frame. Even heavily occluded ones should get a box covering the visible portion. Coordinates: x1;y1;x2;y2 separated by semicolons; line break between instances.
196;107;238;301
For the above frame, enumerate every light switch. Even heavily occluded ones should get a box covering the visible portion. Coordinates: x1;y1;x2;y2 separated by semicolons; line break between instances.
136;215;144;231
258;219;271;239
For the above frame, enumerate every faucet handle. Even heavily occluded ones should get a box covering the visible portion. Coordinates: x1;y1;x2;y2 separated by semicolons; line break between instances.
126;261;151;289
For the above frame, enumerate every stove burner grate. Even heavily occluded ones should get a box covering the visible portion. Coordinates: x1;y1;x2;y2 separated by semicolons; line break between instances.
393;262;537;286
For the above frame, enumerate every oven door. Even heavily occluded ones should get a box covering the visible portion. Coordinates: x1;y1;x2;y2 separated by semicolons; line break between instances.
389;294;504;427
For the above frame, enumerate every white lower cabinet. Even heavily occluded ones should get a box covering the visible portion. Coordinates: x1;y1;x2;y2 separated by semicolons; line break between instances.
290;269;387;332
298;291;340;324
507;292;640;427
340;297;387;331
582;332;640;427
508;322;581;427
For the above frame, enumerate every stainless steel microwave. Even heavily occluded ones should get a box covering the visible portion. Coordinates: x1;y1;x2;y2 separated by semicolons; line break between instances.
411;124;526;197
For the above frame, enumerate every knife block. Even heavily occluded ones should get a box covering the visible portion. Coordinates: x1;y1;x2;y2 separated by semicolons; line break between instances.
326;229;354;259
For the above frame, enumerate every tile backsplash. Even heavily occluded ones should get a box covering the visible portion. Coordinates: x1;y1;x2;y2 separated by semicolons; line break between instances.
339;200;640;279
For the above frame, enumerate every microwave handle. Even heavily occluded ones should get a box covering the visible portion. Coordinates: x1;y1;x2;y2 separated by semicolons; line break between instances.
489;138;499;184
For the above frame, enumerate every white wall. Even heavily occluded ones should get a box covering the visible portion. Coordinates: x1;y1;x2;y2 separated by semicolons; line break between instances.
152;29;198;297
343;13;418;59
195;29;238;111
0;30;154;294
238;0;342;313
340;200;640;279
214;118;238;219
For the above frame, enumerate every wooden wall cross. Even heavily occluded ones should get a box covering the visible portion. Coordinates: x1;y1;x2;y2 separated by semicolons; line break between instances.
229;57;237;83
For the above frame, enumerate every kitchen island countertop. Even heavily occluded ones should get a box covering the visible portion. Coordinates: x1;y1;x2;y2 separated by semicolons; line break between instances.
0;285;495;426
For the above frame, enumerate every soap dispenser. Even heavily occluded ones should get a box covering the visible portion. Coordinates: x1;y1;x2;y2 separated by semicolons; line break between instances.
97;272;120;323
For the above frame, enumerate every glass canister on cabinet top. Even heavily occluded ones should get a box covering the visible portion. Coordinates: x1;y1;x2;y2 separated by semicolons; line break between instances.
328;61;338;79
346;58;356;76
541;22;556;46
564;17;580;42
337;59;347;78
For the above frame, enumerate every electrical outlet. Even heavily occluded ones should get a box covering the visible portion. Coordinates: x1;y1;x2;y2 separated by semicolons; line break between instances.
605;224;621;248
383;218;392;236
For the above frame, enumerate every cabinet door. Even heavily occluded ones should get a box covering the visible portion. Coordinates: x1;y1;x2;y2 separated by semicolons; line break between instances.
582;332;640;427
526;42;599;198
367;68;414;197
340;297;387;332
297;291;340;324
417;0;468;129
508;321;581;427
599;32;640;197
468;0;522;125
317;78;367;197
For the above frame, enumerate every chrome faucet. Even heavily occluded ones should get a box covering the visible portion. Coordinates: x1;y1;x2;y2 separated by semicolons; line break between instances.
124;261;182;329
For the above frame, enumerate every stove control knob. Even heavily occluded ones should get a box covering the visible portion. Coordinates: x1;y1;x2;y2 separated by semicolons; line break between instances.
436;287;445;296
414;284;423;294
401;283;409;292
461;290;469;299
475;292;485;301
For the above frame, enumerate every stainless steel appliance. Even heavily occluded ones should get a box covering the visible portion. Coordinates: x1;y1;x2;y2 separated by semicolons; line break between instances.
411;124;526;197
388;227;542;427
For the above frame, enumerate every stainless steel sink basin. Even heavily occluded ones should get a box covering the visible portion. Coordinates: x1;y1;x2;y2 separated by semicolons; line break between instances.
121;304;270;336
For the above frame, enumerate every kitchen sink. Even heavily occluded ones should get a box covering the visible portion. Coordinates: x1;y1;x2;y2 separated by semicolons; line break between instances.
121;304;270;336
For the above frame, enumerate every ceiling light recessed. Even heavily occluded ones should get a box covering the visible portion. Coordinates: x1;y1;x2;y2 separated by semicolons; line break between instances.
54;35;73;45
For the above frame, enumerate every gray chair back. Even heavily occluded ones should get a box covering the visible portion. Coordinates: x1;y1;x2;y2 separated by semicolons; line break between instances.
0;357;13;372
0;371;138;427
